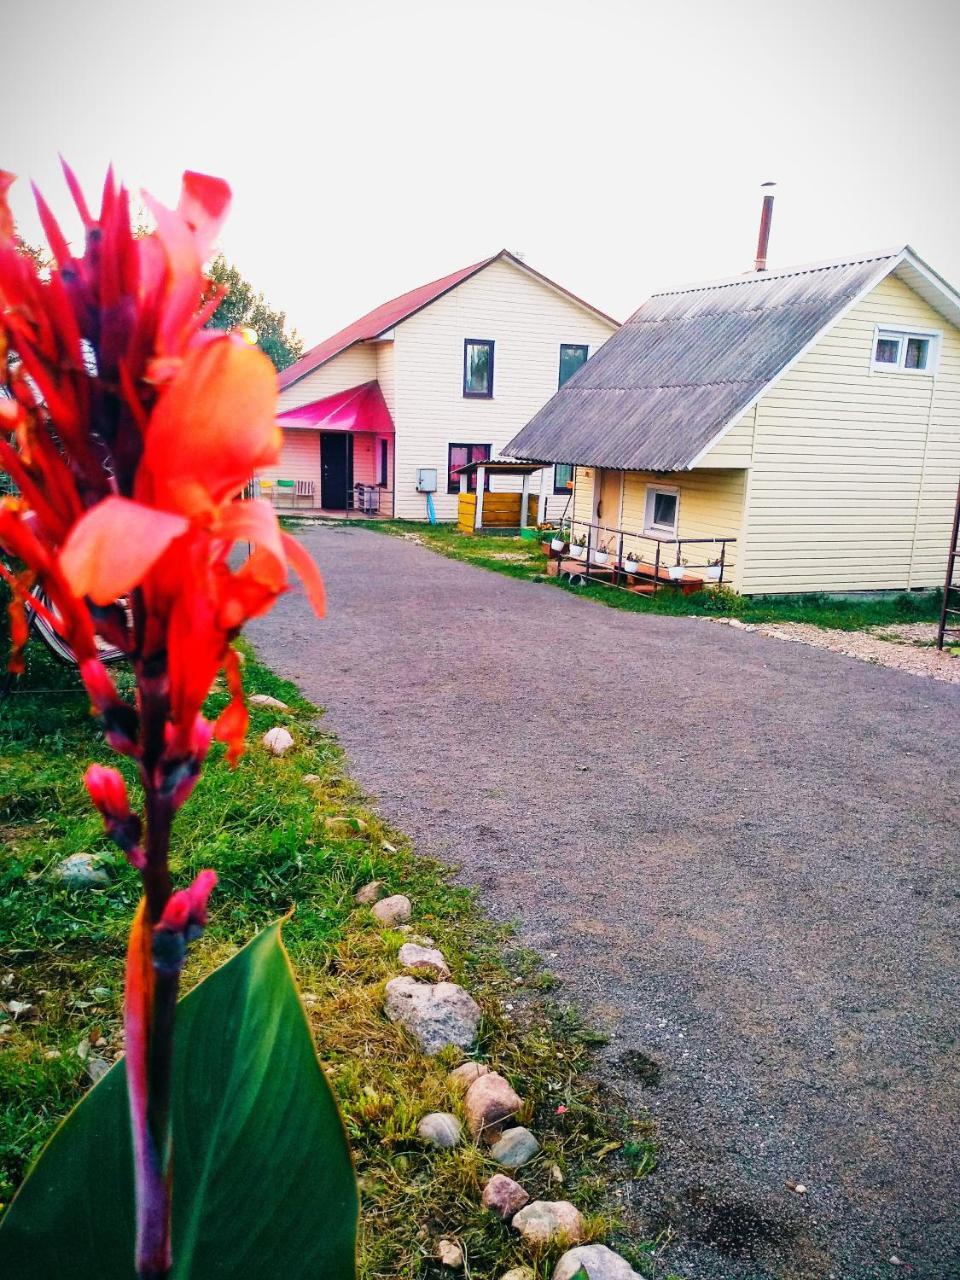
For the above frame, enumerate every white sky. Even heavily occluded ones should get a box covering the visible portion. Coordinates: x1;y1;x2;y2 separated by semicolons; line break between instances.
6;0;960;343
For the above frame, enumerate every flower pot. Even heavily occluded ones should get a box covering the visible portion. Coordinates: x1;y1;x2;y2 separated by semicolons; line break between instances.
551;538;566;552
704;565;721;582
667;564;686;581
570;544;588;561
591;550;610;566
623;558;639;574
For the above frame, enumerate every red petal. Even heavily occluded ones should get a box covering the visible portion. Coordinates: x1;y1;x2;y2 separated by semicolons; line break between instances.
60;496;189;604
281;532;326;617
141;339;279;515
177;172;231;261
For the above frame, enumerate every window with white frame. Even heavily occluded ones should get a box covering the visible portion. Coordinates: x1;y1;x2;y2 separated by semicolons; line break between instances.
871;327;939;374
643;485;678;537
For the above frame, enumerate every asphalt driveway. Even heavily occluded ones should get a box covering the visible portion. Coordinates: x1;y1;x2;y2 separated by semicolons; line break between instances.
249;526;960;1280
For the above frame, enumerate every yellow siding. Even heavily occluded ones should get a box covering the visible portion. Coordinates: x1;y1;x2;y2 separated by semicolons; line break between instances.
570;467;745;578
735;273;960;594
276;344;378;411
392;258;616;520
375;338;396;419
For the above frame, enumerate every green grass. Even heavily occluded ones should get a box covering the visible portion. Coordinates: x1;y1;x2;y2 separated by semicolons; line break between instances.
0;639;658;1278
360;520;943;632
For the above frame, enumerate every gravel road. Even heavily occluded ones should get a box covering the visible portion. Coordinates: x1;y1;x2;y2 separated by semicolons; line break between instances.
249;526;960;1280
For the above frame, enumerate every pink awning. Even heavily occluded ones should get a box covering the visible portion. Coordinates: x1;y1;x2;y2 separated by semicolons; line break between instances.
277;380;394;434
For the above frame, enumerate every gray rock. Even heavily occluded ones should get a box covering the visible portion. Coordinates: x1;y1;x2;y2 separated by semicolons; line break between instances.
262;726;294;755
372;894;412;926
86;1056;111;1085
490;1126;540;1169
56;854;110;889
482;1173;530;1220
399;942;450;979
249;693;288;709
384;977;480;1054
449;1061;490;1093
512;1200;584;1246
553;1245;643;1280
417;1112;462;1149
355;879;387;906
464;1071;522;1138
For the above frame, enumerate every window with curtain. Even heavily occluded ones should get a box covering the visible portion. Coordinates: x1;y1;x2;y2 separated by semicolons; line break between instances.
872;328;937;373
559;343;589;387
463;340;494;397
448;443;491;493
644;486;679;536
553;463;574;494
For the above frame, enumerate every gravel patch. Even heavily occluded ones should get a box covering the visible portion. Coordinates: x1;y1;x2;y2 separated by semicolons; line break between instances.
705;618;960;683
250;527;960;1280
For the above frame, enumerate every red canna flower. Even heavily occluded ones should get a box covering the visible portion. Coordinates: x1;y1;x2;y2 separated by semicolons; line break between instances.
0;162;325;1280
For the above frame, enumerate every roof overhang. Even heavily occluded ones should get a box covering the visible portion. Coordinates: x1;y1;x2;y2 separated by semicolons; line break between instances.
453;459;545;477
277;381;394;435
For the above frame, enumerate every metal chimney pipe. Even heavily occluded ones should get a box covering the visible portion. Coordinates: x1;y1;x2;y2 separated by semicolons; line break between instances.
754;182;776;272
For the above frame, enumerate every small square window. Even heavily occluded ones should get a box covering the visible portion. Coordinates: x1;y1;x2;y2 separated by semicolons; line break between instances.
872;328;937;374
463;340;494;398
644;486;678;536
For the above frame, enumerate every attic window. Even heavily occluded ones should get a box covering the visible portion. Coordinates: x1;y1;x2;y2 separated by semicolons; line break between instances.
872;328;938;374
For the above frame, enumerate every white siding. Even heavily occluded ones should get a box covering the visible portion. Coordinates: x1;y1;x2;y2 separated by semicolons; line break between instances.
390;258;616;520
734;273;960;594
276;345;378;411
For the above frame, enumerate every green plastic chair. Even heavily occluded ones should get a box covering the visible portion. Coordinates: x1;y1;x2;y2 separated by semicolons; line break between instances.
275;479;295;507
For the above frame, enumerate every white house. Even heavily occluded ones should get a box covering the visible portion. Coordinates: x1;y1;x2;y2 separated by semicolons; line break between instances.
260;250;617;520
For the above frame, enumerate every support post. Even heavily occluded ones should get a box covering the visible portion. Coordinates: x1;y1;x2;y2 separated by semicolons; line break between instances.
520;471;531;529
536;468;548;525
474;466;485;531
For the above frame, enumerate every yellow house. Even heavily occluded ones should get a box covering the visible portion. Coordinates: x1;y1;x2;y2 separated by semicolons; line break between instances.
505;247;960;595
262;251;617;520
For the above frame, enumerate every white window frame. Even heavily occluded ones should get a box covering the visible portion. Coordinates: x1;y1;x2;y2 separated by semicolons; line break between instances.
643;484;679;538
870;324;940;375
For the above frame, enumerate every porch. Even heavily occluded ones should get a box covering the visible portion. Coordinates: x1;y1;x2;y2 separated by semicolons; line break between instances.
260;380;395;516
551;516;736;594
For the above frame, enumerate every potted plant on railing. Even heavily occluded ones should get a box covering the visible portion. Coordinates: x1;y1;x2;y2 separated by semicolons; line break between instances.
622;548;642;574
705;556;723;582
570;533;588;562
591;538;611;567
667;558;688;581
551;527;569;554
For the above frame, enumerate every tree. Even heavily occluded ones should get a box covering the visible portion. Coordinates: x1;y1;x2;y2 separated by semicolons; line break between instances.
204;255;304;372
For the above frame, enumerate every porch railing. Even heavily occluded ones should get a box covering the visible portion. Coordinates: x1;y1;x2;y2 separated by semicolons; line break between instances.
563;518;736;593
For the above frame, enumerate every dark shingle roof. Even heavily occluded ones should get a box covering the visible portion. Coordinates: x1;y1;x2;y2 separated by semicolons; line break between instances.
505;250;901;471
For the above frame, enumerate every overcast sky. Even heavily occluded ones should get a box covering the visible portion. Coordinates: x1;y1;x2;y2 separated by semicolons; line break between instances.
6;0;959;343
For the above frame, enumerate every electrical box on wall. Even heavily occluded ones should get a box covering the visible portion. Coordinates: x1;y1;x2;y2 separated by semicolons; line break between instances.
416;468;437;492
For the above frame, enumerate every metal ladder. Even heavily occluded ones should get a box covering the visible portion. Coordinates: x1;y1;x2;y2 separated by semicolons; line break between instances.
936;477;960;650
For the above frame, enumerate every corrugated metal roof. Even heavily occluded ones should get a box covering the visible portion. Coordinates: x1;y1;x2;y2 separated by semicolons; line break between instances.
505;250;901;471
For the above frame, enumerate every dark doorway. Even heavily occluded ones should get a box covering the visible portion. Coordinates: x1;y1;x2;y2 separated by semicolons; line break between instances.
320;432;353;509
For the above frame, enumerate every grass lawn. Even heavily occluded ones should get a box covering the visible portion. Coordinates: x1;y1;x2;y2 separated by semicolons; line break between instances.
362;520;943;633
0;639;661;1278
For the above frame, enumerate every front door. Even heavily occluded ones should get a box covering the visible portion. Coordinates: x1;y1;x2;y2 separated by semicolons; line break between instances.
320;432;353;510
594;468;622;533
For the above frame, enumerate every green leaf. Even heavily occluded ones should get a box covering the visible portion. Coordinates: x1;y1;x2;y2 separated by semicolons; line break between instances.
0;921;358;1278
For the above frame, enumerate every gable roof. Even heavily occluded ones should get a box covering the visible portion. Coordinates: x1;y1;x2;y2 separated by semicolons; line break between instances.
504;246;960;472
279;250;618;390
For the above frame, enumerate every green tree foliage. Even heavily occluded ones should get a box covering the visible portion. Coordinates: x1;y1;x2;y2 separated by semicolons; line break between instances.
204;255;304;372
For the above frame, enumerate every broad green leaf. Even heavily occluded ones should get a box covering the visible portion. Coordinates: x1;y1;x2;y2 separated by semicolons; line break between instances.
0;921;358;1278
